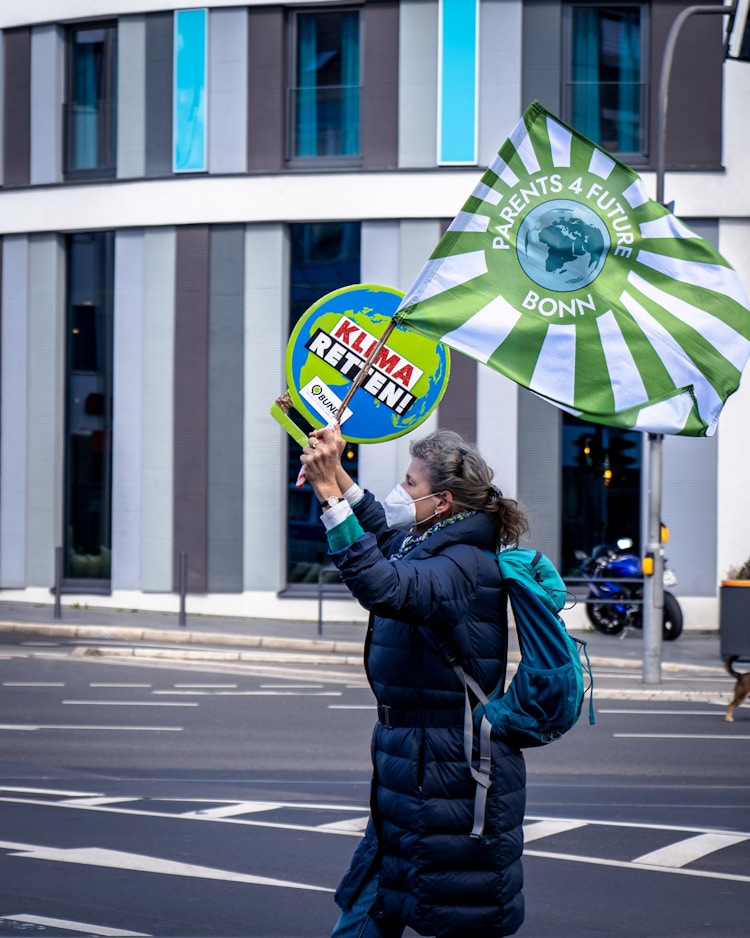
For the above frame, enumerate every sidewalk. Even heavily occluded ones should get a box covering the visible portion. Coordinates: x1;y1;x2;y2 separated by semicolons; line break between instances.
0;599;736;704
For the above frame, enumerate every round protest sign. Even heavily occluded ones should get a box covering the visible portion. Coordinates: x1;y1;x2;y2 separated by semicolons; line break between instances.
285;284;451;443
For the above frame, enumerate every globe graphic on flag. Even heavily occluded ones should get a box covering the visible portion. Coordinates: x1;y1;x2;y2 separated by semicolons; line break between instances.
517;199;611;292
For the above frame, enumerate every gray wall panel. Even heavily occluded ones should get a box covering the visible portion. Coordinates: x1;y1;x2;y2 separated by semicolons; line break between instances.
244;223;286;591
118;16;146;179
362;0;399;169
398;0;438;168
0;235;28;587
522;0;561;116
478;0;523;167
174;225;210;593
141;227;175;592
247;6;284;172
145;11;173;177
0;32;4;184
437;351;478;444
112;230;145;590
26;235;64;587
3;27;30;187
208;7;248;174
208;225;244;592
30;24;63;185
517;389;561;566
662;434;717;596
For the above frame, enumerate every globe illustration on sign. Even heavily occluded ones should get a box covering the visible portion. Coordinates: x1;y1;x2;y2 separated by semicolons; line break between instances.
516;199;611;292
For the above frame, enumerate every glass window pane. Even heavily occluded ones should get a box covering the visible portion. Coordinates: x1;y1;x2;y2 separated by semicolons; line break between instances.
293;11;360;158
286;222;360;584
67;24;117;173
561;414;641;577
569;5;644;155
173;8;207;172
64;232;114;582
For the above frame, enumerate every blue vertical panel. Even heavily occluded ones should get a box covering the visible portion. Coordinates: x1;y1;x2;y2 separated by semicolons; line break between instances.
0;236;28;587
173;8;207;173
111;230;145;590
438;0;478;164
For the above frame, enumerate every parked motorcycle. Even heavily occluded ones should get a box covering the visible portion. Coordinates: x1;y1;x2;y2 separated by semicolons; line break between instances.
575;538;683;641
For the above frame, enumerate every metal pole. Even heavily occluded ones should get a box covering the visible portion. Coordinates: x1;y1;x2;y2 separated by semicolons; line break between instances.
655;5;736;206
642;434;664;684
178;552;187;628
645;3;735;683
53;546;63;621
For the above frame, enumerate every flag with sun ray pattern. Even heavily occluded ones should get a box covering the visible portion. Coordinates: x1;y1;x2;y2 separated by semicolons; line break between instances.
394;101;750;436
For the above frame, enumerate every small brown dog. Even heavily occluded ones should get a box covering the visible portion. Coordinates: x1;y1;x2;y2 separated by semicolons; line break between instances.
725;657;750;722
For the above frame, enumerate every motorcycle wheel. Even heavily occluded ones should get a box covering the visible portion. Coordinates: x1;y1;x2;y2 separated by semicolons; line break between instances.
662;591;684;641
585;602;626;635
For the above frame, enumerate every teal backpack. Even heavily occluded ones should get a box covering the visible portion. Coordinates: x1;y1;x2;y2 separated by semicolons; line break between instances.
453;547;595;838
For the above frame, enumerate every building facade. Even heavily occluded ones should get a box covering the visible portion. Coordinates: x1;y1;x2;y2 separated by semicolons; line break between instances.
1;0;749;626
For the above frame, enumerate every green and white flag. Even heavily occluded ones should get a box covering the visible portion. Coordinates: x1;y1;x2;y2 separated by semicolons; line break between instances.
395;101;750;436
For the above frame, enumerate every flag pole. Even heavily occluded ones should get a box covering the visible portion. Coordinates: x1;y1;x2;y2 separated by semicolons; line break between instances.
335;319;398;426
645;3;737;684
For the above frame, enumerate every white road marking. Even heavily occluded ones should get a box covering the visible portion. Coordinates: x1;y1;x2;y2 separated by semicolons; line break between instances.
317;817;369;833
0;786;102;797
62;700;197;707
0;724;182;731
150;689;342;697
260;683;324;689
523;819;588;842
59;797;141;807
328;704;375;710
1;914;149;936
632;832;750;868
599;709;728;715
0;841;333;892
3;682;65;687
89;683;152;688
525;847;750;883
182;802;282;818
615;733;750;740
174;683;237;688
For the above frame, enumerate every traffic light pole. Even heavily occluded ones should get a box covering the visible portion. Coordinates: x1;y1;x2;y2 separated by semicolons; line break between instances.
643;3;737;684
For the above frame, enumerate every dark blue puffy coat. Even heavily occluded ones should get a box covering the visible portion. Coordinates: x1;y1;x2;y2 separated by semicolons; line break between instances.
330;492;525;937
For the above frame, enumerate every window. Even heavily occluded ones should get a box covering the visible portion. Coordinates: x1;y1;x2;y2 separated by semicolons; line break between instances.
286;222;360;585
561;413;641;577
564;4;646;159
65;23;117;176
289;9;360;160
64;232;114;586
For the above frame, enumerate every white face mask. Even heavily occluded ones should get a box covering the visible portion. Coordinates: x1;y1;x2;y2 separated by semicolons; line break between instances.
382;484;439;531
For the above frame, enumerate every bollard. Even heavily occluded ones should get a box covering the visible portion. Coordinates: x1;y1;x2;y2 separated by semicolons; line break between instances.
53;546;63;621
178;551;187;627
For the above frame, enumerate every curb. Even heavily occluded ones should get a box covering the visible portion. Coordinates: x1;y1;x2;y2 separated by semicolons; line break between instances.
0;620;728;679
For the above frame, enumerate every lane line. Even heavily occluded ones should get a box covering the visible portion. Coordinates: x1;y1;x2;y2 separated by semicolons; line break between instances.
598;709;728;715
1;914;149;937
317;817;369;833
1;841;333;892
328;704;375;710
62;700;197;707
615;733;750;740
3;682;65;687
0;786;102;797
0;724;182;732
89;683;152;688
173;683;237;688
525;847;750;883
632;832;750;868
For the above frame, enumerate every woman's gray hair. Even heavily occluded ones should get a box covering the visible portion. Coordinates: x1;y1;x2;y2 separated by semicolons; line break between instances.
410;429;528;548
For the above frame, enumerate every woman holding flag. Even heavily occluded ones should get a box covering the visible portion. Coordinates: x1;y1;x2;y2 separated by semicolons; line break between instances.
302;425;528;938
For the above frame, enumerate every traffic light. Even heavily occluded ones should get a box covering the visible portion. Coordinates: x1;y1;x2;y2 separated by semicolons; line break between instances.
608;435;639;469
574;433;596;468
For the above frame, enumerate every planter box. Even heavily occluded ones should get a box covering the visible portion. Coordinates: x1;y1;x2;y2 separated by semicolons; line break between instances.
720;581;750;658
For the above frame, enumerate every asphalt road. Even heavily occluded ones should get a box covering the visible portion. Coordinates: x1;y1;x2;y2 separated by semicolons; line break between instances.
1;632;748;938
